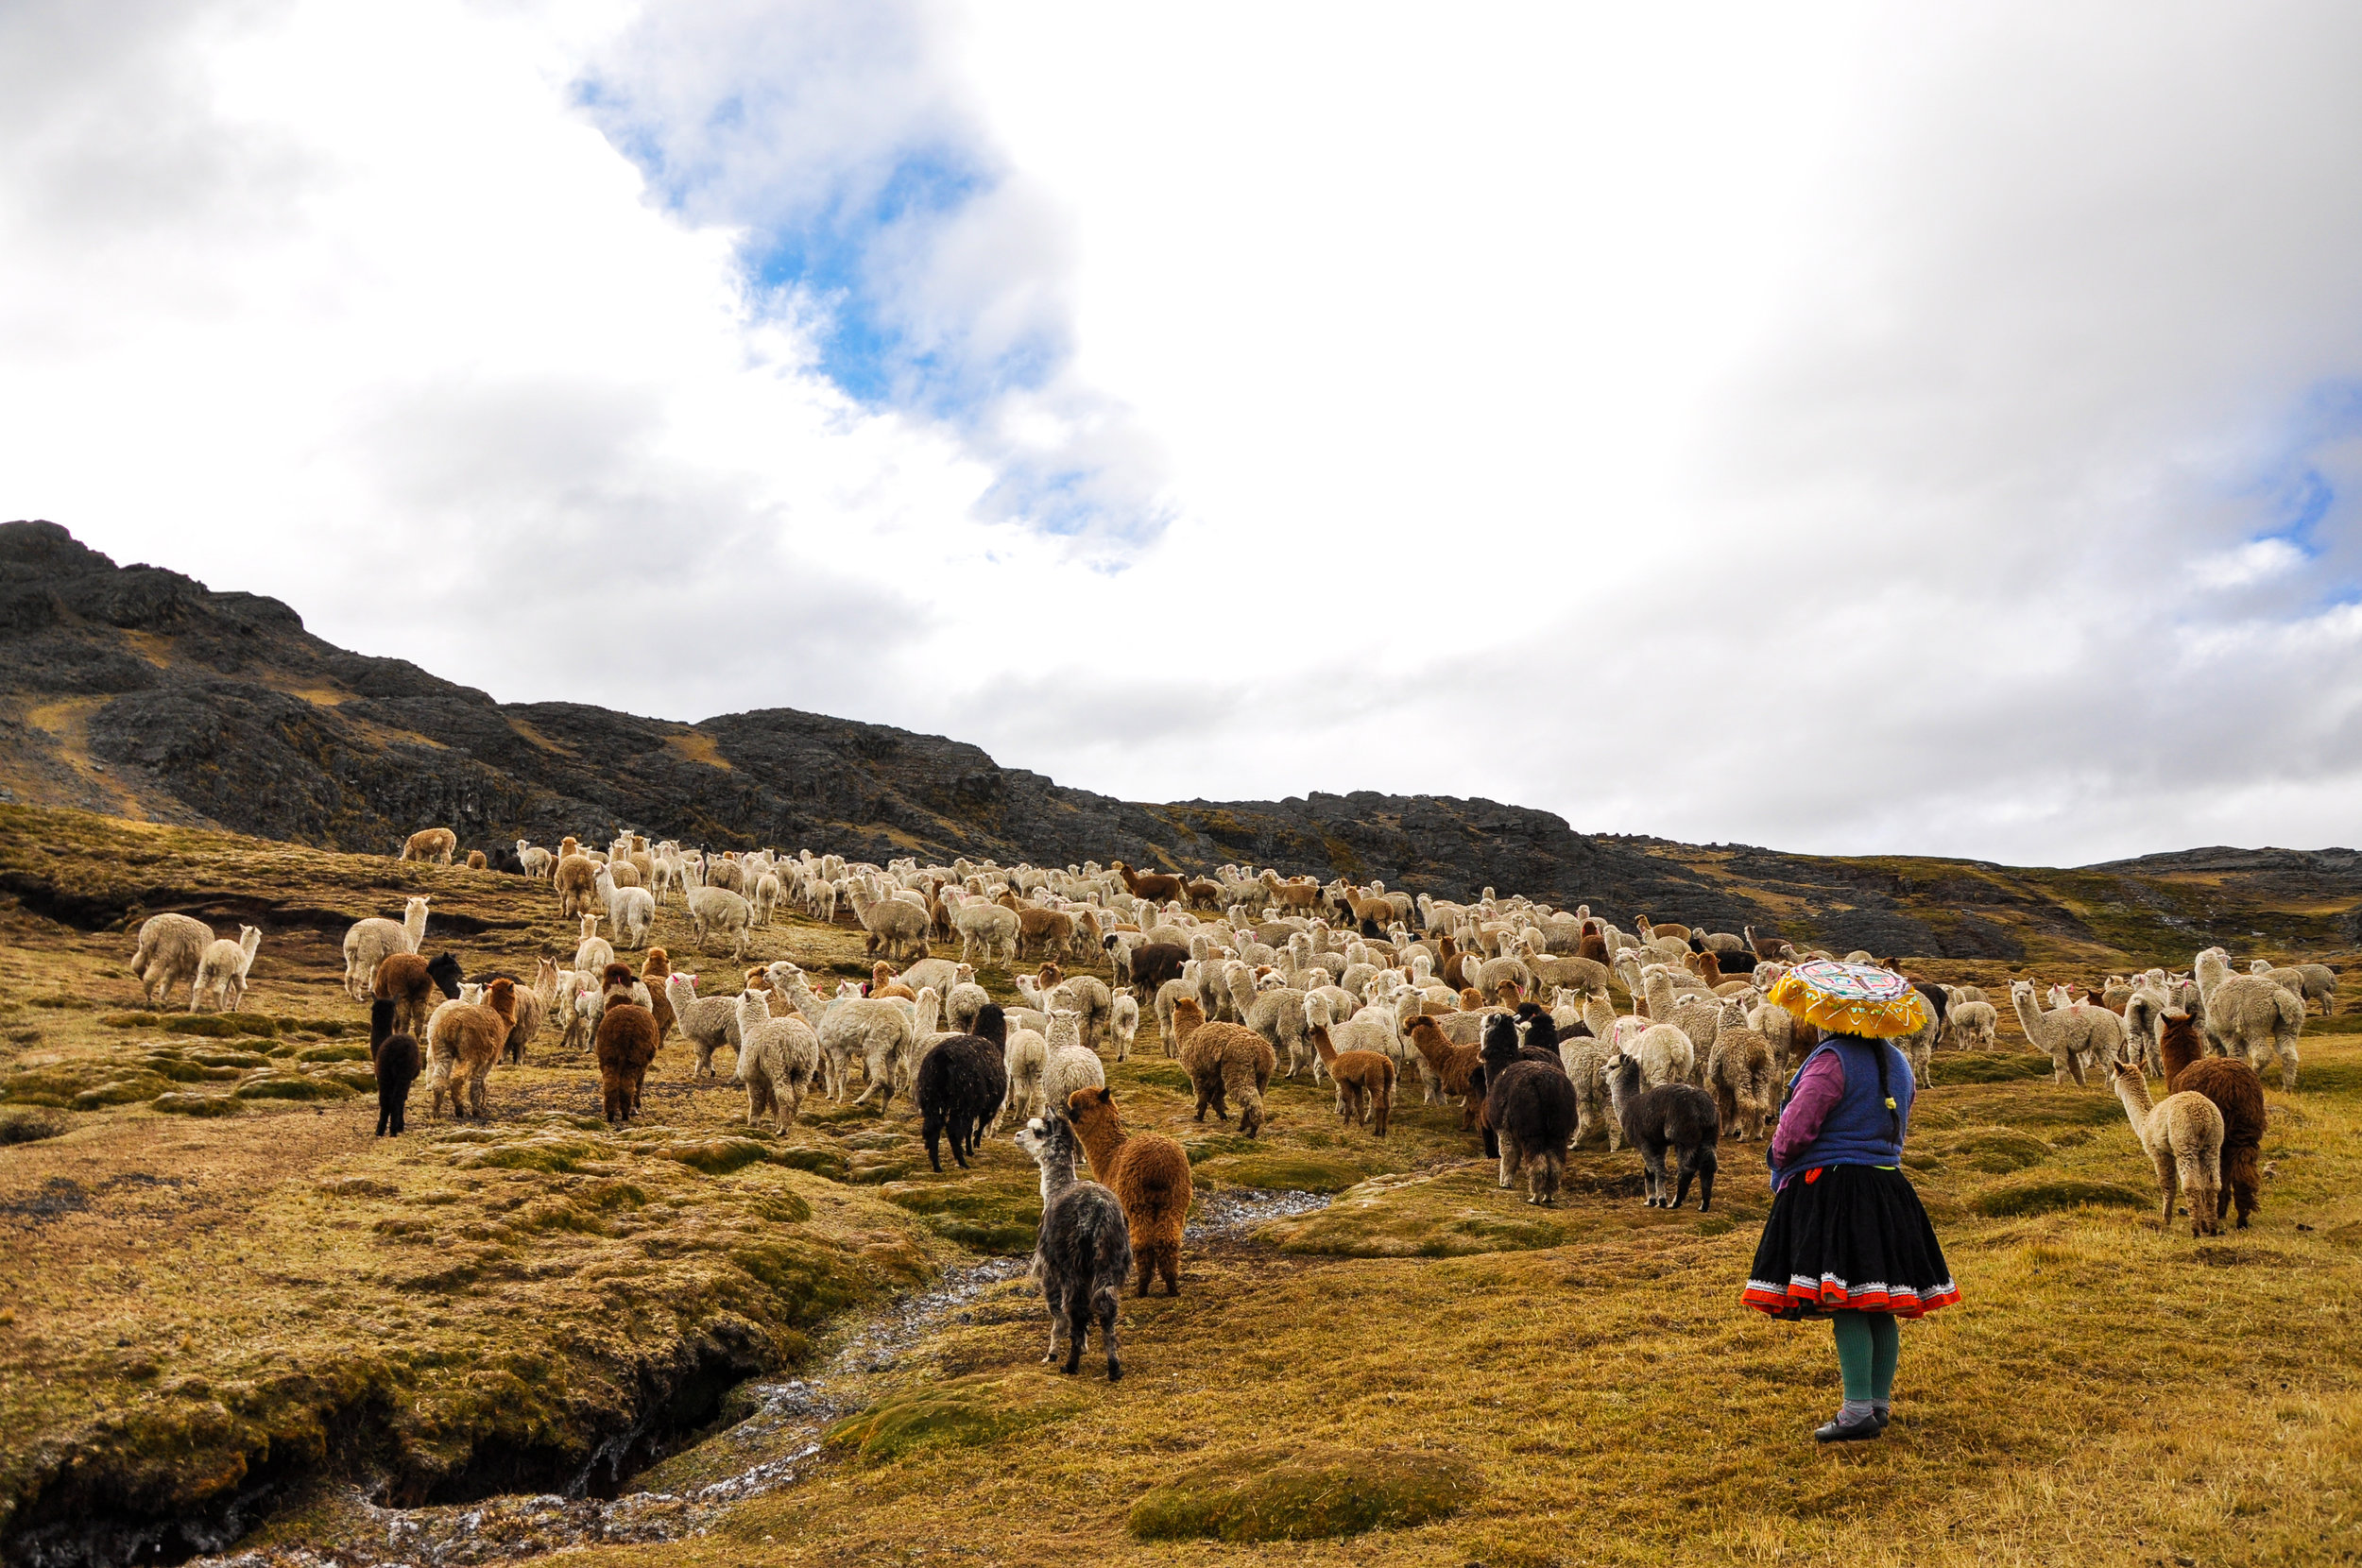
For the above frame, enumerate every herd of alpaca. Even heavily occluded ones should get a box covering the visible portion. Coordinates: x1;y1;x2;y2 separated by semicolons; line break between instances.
121;829;2333;1379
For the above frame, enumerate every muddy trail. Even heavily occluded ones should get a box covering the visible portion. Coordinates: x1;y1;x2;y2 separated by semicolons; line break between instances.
189;1190;1331;1567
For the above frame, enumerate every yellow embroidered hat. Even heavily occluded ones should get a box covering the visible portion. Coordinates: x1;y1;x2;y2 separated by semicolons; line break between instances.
1767;959;1930;1040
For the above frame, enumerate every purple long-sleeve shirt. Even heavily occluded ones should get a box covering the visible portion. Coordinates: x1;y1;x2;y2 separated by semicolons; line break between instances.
1767;1048;1847;1186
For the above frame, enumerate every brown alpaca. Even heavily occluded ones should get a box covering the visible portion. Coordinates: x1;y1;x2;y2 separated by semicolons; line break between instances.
641;947;676;1043
465;849;488;870
869;963;918;1002
373;951;451;1041
1111;861;1186;905
1171;997;1275;1136
1015;907;1077;961
1404;1014;1484;1129
400;827;457;863
1066;1087;1191;1297
1309;1023;1395;1136
1693;949;1729;986
2161;1011;2265;1229
1578;930;1610;965
595;963;660;1123
429;978;518;1120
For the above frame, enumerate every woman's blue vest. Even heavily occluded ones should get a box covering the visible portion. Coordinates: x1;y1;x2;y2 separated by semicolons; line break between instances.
1769;1034;1916;1189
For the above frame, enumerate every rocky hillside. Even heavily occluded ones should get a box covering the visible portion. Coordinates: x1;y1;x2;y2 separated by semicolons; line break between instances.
4;519;2357;966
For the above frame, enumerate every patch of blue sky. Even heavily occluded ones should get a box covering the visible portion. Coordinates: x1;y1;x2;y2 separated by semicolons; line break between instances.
2238;378;2362;606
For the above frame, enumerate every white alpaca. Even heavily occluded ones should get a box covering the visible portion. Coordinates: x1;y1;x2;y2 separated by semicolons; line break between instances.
734;992;819;1133
2007;980;2124;1087
129;913;213;1009
2195;947;2302;1090
341;896;428;1002
192;926;263;1012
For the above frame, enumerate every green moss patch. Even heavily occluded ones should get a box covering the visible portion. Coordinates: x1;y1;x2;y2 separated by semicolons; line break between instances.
231;1074;354;1101
824;1374;1079;1466
151;1093;246;1118
0;1106;69;1143
185;1048;270;1069
100;1012;163;1030
651;1137;774;1175
1971;1178;2151;1218
140;1055;243;1083
71;1073;175;1110
1259;1169;1590;1257
1937;1051;2057;1083
1943;1129;2056;1174
1128;1445;1481;1542
880;1178;1042;1253
162;1013;279;1039
297;1043;368;1064
1193;1149;1382;1193
458;1136;601;1174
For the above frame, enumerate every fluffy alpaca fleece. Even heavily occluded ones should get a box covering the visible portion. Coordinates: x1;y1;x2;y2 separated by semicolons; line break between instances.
685;885;755;962
2195;947;2303;1090
2008;980;2125;1087
1123;941;1190;1003
1065;1087;1192;1297
374;951;464;1043
1316;992;1414;1100
1551;1016;1620;1151
573;913;614;981
1402;1014;1487;1130
1634;963;1719;1079
898;957;967;999
1015;1113;1130;1378
821;993;916;1108
848;880;931;963
1477;1015;1575;1204
1605;1054;1720;1210
1170;997;1275;1136
1247;983;1316;1081
1000;1025;1051;1128
341;897;428;1002
664;973;745;1078
1048;975;1115;1053
1309;1022;1396;1136
1040;1009;1107;1117
1942;998;1999;1053
426;978;518;1120
1109;993;1141;1061
641;948;679;1044
130;913;214;1010
2110;1058;2225;1237
945;980;991;1035
554;855;602;919
2160;1011;2265;1229
594;966;661;1123
734;991;818;1133
516;841;553;880
1703;1000;1777;1142
400;827;457;864
919;1011;1010;1171
191;926;263;1013
954;901;1021;965
372;1030;421;1136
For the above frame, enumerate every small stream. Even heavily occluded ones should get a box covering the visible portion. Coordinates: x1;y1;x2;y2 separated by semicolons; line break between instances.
195;1188;1329;1568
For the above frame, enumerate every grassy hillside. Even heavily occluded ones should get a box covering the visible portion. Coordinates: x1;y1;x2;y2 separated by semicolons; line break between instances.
1;806;2358;1565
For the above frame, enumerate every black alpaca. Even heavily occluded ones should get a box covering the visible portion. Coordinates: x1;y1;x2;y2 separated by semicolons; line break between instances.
918;1004;1010;1172
1606;1055;1720;1210
1015;1111;1132;1380
1478;1014;1577;1205
370;1001;421;1137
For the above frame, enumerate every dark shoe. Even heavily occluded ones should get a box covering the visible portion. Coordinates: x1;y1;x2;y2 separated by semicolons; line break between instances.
1814;1413;1884;1443
1873;1407;1891;1429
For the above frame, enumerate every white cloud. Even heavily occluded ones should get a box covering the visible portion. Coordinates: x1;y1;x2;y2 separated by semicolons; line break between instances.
4;0;2362;866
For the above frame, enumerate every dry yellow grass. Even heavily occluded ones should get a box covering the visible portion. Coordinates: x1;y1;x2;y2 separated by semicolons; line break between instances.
0;805;2358;1565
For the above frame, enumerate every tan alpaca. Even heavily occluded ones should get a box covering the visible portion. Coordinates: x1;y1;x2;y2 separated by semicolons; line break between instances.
2009;980;2124;1086
1309;1022;1396;1136
2109;1059;2225;1237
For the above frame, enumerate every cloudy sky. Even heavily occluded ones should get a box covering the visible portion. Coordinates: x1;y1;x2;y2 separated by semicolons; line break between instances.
6;1;2361;866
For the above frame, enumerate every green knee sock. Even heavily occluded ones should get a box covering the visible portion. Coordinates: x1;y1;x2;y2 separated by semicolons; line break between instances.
1830;1312;1874;1403
1869;1313;1899;1404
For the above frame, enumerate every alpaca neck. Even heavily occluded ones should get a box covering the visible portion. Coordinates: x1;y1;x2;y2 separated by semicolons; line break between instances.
1070;1116;1126;1175
2010;989;2048;1041
2159;1029;2199;1082
1310;1025;1338;1066
403;906;427;946
1644;968;1675;1018
1583;994;1617;1039
2112;1072;2159;1153
1035;1144;1079;1207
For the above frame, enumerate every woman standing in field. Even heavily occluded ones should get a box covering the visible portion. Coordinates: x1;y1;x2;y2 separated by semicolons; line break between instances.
1743;960;1959;1442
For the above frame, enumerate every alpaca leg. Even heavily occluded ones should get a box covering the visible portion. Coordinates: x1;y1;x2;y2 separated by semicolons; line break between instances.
2155;1151;2178;1231
1042;1284;1066;1366
1098;1286;1123;1379
1063;1283;1092;1373
1158;1240;1180;1297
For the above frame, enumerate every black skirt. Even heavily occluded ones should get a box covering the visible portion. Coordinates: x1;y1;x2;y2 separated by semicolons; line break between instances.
1742;1164;1959;1319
